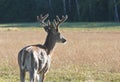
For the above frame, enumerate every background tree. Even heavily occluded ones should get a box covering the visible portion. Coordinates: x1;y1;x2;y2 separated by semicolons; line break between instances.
63;0;66;15
75;0;80;21
0;0;120;23
113;0;119;22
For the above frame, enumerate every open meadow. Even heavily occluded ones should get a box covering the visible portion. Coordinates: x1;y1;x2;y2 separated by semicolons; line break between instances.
0;23;120;82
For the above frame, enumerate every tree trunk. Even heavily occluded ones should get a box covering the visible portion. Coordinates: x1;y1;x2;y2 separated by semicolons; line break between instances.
63;0;66;15
75;0;80;20
113;0;119;22
48;0;54;19
48;0;52;11
68;0;71;12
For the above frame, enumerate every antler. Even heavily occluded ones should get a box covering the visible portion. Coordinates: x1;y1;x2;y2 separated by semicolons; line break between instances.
37;14;49;27
53;15;68;29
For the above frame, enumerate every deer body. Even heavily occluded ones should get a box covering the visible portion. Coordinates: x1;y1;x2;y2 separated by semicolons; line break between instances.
18;14;68;82
18;44;51;82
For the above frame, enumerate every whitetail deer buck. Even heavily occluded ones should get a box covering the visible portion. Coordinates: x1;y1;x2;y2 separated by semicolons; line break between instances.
18;14;68;82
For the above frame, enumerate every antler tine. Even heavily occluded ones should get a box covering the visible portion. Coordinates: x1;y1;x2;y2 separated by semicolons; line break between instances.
37;14;49;27
53;19;57;26
62;15;68;22
48;20;51;26
56;16;60;22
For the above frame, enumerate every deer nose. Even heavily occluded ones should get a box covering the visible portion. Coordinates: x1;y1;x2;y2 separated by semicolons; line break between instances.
62;38;66;43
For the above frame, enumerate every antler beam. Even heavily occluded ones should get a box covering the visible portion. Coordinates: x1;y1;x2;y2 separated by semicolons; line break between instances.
37;14;49;27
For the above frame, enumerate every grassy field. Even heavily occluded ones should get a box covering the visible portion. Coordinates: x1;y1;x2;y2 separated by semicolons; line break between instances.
0;22;120;82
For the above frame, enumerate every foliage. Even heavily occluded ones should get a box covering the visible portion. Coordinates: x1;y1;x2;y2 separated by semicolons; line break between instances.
0;0;120;23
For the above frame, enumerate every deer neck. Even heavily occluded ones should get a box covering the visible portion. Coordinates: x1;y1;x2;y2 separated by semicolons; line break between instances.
44;33;56;55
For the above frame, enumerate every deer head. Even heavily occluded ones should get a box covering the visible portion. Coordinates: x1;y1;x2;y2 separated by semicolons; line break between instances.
37;14;68;43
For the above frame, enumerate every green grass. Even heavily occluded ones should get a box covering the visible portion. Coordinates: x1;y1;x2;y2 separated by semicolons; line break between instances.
63;22;120;28
1;22;120;28
1;66;120;82
1;22;120;32
63;22;120;32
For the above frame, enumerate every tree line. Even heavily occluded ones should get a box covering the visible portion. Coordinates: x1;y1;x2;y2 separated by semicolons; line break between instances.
0;0;120;23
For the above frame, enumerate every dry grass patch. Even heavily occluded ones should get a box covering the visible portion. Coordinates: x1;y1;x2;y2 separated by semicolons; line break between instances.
0;27;20;31
0;28;120;82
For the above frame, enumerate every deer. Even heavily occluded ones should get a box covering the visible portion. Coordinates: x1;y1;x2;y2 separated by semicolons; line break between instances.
18;14;68;82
